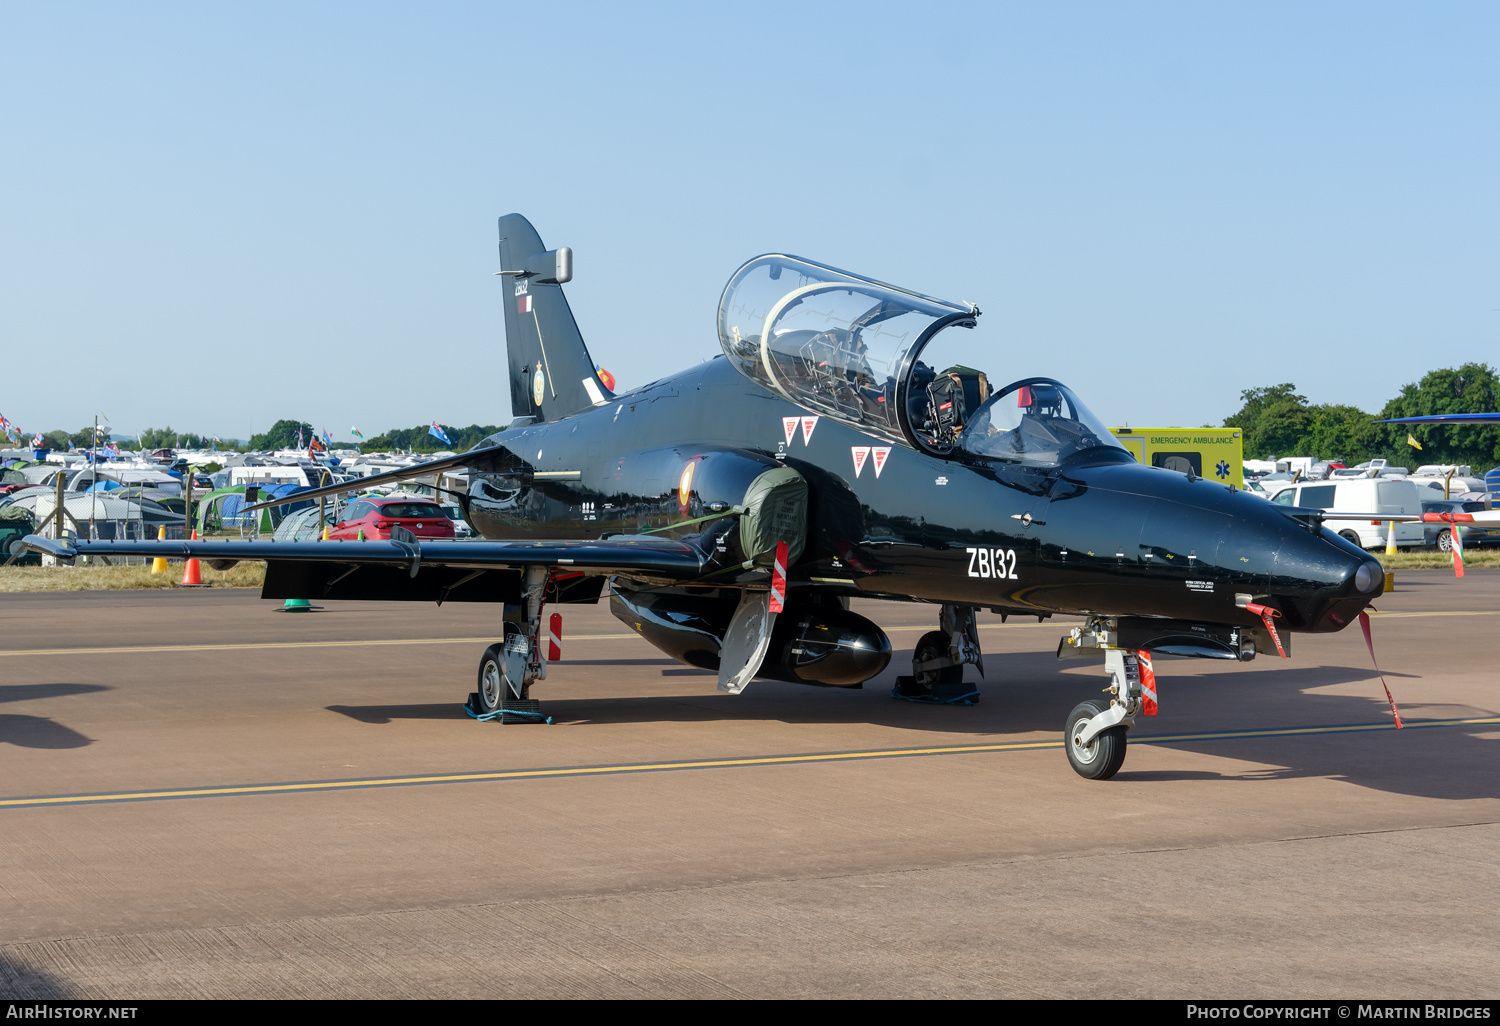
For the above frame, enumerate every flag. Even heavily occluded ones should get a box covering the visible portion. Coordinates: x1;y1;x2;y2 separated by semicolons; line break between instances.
296;427;304;449
0;414;11;433
32;433;42;447
322;429;332;447
1406;434;1422;450
308;436;325;456
429;421;451;445
350;426;364;440
596;366;616;391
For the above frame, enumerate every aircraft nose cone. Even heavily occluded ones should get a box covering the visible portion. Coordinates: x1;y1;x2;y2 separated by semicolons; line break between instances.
1353;558;1384;595
1271;524;1385;630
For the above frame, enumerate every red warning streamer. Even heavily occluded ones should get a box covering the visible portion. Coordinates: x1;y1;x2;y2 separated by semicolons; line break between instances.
769;540;788;614
1136;650;1158;715
1244;602;1287;659
1357;610;1403;729
547;613;562;662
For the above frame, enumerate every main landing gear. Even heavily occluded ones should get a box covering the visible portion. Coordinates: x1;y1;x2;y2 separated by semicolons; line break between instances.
468;567;551;724
893;604;983;705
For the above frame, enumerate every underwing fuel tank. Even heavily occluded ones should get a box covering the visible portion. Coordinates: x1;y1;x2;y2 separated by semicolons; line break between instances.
609;588;891;687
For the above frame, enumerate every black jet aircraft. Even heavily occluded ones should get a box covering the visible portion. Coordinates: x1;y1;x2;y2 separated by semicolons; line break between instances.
24;214;1390;779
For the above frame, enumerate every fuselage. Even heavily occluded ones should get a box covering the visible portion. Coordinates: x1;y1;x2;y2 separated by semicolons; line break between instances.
465;356;1383;635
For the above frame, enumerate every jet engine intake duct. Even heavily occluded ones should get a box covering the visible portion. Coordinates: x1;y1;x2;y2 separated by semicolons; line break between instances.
663;448;807;567
610;587;890;687
738;465;807;566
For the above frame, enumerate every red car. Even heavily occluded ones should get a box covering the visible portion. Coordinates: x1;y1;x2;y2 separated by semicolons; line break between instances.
328;497;456;541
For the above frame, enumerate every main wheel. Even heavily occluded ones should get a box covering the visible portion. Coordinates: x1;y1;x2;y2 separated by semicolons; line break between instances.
1338;529;1363;548
1438;529;1453;553
476;643;507;715
1065;700;1128;780
913;630;963;690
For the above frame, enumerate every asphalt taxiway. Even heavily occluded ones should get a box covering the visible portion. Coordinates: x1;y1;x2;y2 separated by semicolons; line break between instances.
1;571;1497;998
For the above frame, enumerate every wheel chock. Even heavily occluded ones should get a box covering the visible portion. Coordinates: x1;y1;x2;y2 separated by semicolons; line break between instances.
463;693;552;724
890;676;980;706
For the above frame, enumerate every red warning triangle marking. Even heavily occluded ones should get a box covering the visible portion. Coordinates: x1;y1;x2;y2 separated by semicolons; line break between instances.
851;447;871;477
801;416;818;445
782;417;798;446
871;447;891;477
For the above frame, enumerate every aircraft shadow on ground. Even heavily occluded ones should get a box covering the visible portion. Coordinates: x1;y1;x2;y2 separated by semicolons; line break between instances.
0;954;76;999
323;652;1498;802
0;684;107;749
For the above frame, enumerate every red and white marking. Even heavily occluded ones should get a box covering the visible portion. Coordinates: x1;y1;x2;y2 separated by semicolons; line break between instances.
851;447;871;477
872;447;891;477
517;295;532;314
769;541;788;614
1136;650;1157;715
801;416;818;445
782;417;799;445
547;613;563;662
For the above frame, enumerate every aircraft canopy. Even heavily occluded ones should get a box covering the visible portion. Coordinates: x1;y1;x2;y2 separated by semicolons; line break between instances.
718;255;977;448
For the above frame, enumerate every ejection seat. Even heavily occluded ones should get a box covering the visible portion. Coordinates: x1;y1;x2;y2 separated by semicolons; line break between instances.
924;365;991;445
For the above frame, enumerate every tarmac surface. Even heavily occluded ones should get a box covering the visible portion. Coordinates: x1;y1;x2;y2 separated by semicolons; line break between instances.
0;570;1497;999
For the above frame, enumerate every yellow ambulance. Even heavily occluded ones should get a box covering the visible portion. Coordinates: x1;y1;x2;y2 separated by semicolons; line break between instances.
1109;428;1244;489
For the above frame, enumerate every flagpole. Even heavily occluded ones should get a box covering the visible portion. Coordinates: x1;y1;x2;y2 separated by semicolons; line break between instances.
89;415;98;540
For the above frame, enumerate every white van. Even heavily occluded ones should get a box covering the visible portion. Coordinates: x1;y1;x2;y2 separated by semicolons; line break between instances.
1270;478;1424;550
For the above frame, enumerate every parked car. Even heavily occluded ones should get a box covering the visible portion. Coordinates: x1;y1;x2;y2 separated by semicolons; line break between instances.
441;504;474;539
1269;478;1424;550
326;497;455;541
1419;500;1500;552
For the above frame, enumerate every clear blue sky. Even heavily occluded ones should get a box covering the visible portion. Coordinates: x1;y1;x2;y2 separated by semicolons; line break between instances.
2;2;1496;441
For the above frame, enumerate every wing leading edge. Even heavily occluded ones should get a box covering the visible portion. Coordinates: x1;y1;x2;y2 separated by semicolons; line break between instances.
20;534;717;604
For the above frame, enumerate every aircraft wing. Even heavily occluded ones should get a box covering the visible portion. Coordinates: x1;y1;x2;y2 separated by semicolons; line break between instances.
20;534;716;603
23;533;708;575
1374;414;1500;426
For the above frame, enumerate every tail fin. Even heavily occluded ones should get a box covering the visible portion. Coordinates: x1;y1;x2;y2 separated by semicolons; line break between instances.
498;213;614;423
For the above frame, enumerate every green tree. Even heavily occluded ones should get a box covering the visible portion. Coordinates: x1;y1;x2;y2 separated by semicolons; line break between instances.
1302;404;1379;466
1223;383;1312;459
1372;363;1500;472
247;420;315;451
361;423;503;452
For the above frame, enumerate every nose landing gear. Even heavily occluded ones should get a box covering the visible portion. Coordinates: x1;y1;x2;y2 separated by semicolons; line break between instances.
1059;624;1149;779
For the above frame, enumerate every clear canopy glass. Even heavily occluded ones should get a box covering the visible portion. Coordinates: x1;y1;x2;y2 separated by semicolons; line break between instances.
959;378;1130;469
718;255;977;447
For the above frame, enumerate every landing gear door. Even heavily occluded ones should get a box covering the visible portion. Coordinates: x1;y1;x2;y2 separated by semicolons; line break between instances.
717;255;978;450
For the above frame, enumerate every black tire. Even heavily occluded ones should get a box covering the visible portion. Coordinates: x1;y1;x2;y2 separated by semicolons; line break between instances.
913;630;963;690
476;643;506;714
1338;530;1363;548
1065;699;1128;780
1438;529;1452;553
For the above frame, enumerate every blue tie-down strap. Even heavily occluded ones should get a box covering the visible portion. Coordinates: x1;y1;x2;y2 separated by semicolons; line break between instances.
889;681;981;706
463;694;553;724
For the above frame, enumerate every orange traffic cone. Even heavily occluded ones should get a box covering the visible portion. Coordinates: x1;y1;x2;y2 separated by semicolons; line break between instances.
179;530;204;586
151;525;168;573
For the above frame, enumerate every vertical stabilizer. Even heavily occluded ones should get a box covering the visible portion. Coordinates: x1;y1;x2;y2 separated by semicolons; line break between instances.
498;213;615;423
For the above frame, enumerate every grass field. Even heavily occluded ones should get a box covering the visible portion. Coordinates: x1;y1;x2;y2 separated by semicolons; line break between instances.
0;562;266;592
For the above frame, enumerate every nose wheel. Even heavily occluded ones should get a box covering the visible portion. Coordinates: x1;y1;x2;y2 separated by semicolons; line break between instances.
1065;700;1128;779
1059;637;1148;780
